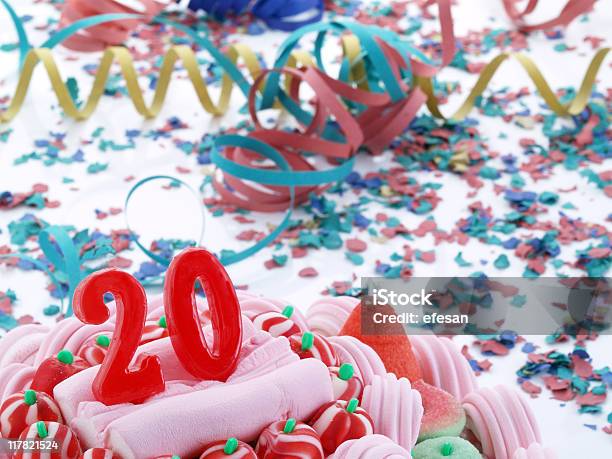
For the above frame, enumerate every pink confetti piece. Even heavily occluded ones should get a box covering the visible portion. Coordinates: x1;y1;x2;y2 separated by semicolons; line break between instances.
521;380;542;398
298;267;318;278
572;355;594;379
345;238;367;252
575;392;606;407
480;339;510;356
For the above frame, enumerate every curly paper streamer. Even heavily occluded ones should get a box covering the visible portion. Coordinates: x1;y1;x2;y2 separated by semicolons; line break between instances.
124;170;304;267
0;226;85;316
0;0;609;229
0;7;606;124
59;0;168;51
502;0;595;32
414;47;609;120
0;0;29;68
0;15;608;215
187;0;249;19
124;175;206;267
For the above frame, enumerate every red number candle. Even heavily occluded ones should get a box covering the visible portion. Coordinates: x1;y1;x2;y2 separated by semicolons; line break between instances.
73;269;165;405
164;248;242;381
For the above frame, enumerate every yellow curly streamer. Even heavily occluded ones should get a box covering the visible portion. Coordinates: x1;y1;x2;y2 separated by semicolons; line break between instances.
0;39;609;123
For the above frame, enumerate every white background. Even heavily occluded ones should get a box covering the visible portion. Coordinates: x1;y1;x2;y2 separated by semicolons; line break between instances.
0;1;611;456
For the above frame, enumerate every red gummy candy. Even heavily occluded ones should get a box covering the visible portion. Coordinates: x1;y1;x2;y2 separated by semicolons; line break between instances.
31;350;90;395
339;304;422;382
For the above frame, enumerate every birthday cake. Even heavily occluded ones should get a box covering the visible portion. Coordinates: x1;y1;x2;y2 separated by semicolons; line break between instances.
0;248;554;459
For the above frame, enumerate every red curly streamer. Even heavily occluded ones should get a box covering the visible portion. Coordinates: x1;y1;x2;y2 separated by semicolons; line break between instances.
59;0;168;51
212;58;427;211
501;0;595;32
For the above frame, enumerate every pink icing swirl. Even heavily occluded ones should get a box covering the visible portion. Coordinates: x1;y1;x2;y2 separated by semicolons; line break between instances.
330;434;411;459
463;385;543;459
0;329;47;367
0;364;35;400
0;324;49;366
512;443;557;459
411;335;477;400
327;336;386;386
361;373;423;451
306;297;359;337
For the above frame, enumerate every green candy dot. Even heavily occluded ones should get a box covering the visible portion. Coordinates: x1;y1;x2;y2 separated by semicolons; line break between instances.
283;418;297;434
281;306;294;318
56;350;74;365
36;421;48;439
24;390;37;406
96;335;111;348
338;363;354;381
301;332;314;351
441;442;454;456
346;398;359;413
158;316;167;328
171;456;180;459
223;438;238;455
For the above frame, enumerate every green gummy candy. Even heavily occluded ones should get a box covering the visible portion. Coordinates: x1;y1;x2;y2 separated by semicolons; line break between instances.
412;437;481;459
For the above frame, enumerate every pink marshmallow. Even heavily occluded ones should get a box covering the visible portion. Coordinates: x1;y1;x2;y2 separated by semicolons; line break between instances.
55;316;256;420
104;358;333;459
72;381;198;449
66;330;297;448
222;332;299;383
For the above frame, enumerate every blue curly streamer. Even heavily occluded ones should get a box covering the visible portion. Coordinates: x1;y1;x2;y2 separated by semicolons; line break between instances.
187;0;324;31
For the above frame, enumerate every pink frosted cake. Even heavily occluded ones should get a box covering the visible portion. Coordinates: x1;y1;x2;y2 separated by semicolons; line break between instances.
0;261;556;459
